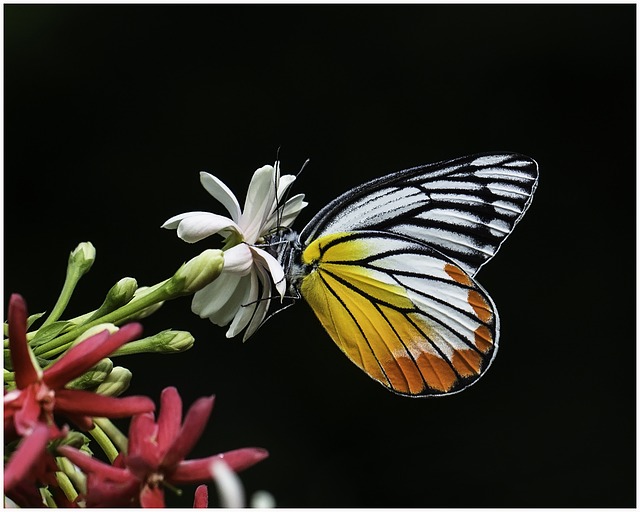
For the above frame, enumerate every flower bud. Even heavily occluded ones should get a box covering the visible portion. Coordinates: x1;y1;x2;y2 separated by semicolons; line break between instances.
66;358;113;390
167;249;224;296
158;330;195;353
111;329;194;356
69;242;96;276
86;278;139;322
105;277;138;309
95;366;132;397
127;286;165;319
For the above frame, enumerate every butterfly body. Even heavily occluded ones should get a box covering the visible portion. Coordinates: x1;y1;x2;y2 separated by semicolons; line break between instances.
264;153;538;397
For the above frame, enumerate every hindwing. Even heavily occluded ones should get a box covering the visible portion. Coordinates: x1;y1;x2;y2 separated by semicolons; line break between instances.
297;231;498;397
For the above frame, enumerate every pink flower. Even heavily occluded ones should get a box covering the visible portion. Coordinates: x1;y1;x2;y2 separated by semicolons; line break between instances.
4;294;155;439
59;386;269;507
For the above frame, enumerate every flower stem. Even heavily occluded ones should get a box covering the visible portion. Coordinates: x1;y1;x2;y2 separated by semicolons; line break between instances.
33;280;171;359
55;470;79;503
93;417;128;455
89;421;120;464
39;265;84;330
40;242;96;330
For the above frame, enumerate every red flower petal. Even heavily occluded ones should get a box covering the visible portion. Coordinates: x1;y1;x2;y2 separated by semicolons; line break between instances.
193;484;209;508
63;411;96;431
8;294;40;389
156;387;182;458
12;386;45;436
162;395;214;469
55;389;155;419
57;445;132;482
4;422;50;493
170;448;269;484
140;483;166;508
43;323;143;389
85;473;141;508
127;412;162;472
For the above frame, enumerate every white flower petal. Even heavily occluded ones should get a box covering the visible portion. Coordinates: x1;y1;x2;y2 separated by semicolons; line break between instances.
240;165;277;242
242;264;272;341
192;272;242;320
211;460;245;509
200;172;242;223
252;246;286;299
170;212;240;243
226;270;260;338
162;211;206;229
223;244;253;275
275;174;296;199
262;193;307;232
280;194;308;227
212;276;254;326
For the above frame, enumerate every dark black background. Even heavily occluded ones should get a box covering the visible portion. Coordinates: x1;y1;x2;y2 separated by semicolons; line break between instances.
4;4;635;508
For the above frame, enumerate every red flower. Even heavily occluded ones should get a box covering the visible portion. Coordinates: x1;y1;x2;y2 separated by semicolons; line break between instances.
3;293;155;503
4;294;155;439
59;386;269;507
193;485;209;507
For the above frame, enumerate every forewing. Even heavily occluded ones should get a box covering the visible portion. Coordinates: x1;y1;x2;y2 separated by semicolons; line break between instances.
298;231;498;397
300;153;538;276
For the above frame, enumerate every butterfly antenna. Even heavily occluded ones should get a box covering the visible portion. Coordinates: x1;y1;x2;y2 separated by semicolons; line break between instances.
296;158;310;179
272;155;309;231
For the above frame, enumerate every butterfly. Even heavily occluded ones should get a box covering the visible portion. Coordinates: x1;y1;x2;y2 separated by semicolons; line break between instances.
263;153;538;397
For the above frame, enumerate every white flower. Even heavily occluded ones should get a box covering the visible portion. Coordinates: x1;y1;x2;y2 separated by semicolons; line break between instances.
162;162;306;340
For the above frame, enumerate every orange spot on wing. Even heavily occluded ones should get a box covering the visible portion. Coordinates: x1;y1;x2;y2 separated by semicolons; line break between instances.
468;290;492;323
444;263;473;286
474;325;493;352
383;355;429;395
416;352;457;393
451;349;483;377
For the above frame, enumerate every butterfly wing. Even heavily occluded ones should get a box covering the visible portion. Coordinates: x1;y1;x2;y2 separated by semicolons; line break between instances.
297;231;498;397
299;153;538;276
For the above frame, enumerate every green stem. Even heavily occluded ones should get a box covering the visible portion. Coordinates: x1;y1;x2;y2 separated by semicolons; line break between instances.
39;266;83;330
55;470;79;503
89;421;120;463
33;280;171;359
93;417;128;455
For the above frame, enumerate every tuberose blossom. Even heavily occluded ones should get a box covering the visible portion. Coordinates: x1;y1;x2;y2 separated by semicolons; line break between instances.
162;162;306;340
58;386;269;507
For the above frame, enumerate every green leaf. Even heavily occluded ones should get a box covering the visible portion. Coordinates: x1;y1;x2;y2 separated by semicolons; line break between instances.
26;311;46;329
30;321;74;347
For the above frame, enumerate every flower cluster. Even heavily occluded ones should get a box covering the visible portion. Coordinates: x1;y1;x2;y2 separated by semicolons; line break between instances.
5;160;298;507
4;295;268;507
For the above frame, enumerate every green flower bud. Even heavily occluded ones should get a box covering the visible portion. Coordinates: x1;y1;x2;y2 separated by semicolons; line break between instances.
87;278;138;322
95;366;132;397
166;249;224;296
111;329;194;356
159;330;195;353
66;358;113;390
69;242;96;276
125;286;165;320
